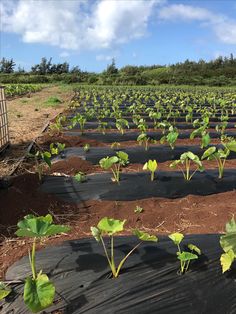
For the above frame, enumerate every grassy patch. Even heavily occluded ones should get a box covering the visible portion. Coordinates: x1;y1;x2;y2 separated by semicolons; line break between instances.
43;96;62;107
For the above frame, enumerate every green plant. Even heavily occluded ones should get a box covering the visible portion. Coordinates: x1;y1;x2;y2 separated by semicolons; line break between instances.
74;172;87;183
0;282;11;301
134;205;144;213
115;118;129;135
99;151;129;183
160;126;179;149
110;142;121;149
201;140;236;178
83;143;90;152
31;150;51;181
91;217;157;278
169;232;201;274
49;142;65;155
143;159;158;181
49;116;66;135
137;133;155;151
69;113;87;133
220;217;236;273
15;214;70;313
170;151;204;181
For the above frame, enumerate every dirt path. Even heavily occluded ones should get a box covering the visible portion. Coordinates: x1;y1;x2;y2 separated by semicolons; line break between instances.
0;85;73;176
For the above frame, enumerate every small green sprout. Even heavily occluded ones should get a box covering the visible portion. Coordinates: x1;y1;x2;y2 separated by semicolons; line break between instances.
110;142;121;149
99;151;129;183
15;214;70;313
143;159;158;181
91;217;157;278
49;142;65;155
169;232;201;274
74;172;87;183
170;151;204;181
134;205;144;213
0;282;11;301
83;143;90;152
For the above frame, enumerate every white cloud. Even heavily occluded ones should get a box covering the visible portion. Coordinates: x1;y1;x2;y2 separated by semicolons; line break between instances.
1;0;161;51
158;4;236;45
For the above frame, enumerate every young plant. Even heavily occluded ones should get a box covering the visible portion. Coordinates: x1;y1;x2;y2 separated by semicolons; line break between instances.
31;150;51;181
220;217;236;273
49;116;66;135
99;151;129;183
143;159;158;181
134;205;144;213
98;121;108;135
69;113;87;133
91;217;157;278
115;118;129;135
137;133;155;151
74;172;87;183
170;151;204;181
49;142;65;155
169;232;201;274
110;142;121;150
190;125;210;149
15;214;70;313
0;282;11;301
160;126;179;150
201;140;236;179
83;143;90;152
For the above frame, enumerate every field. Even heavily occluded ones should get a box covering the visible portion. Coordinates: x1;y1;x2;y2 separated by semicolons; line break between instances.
1;84;236;313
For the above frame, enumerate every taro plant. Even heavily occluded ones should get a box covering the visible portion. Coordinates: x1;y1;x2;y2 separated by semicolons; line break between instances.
110;142;121;150
115;118;129;135
69;113;87;133
15;214;70;313
220;217;236;273
169;232;201;274
74;172;87;183
134;205;144;213
170;151;204;181
91;217;157;278
190;125;210;149
160;126;179;150
137;133;155;151
48;116;66;135
98;121;108;135
0;282;11;301
49;142;65;155
143;159;158;181
83;143;90;152
201;140;236;179
99;151;129;183
31;150;51;182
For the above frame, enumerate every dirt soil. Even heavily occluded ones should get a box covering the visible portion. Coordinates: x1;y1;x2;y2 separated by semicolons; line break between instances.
0;85;73;176
0;172;236;279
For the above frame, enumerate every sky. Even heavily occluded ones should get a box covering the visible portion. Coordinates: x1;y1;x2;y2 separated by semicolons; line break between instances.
0;0;236;72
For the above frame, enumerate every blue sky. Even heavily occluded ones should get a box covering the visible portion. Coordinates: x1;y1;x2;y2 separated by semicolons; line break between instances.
1;0;236;72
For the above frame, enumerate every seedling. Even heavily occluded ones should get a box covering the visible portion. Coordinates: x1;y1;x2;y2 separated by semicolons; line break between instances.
69;113;87;133
169;232;201;274
115;118;129;135
201;140;236;178
49;142;65;155
99;151;129;183
98;121;108;134
30;150;51;181
220;217;236;273
83;143;90;152
91;217;157;278
190;125;210;148
134;205;144;213
137;133;155;151
160;126;179;149
110;142;121;149
0;282;11;301
15;214;70;313
74;172;87;183
143;159;158;181
170;151;204;181
49;116;66;135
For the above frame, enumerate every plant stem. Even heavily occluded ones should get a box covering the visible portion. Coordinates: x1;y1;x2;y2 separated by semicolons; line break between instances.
31;238;36;280
151;171;154;182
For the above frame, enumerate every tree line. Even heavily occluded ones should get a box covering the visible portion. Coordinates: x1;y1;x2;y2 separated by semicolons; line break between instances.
0;54;236;86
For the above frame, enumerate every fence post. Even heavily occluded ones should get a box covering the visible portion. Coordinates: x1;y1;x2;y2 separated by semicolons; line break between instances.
0;86;10;153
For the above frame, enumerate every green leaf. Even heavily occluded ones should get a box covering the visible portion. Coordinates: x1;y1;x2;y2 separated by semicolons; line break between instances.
201;146;216;160
220;249;235;273
99;156;119;169
116;151;129;164
188;244;201;255
74;172;87;183
225;217;236;233
97;217;126;235
225;141;236;153
143;160;158;172
0;282;11;300
91;226;101;242
42;152;51;168
169;232;184;245
24;274;55;313
15;214;70;238
169;160;180;168
177;251;198;262
133;229;158;242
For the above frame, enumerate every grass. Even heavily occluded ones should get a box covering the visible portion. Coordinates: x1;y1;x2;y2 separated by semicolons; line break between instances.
43;96;63;107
